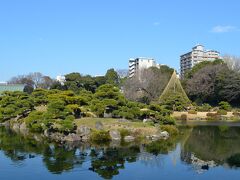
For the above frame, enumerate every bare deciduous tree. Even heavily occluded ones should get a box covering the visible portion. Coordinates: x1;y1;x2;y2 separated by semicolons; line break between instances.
28;72;44;88
223;55;240;72
8;72;54;89
123;66;173;103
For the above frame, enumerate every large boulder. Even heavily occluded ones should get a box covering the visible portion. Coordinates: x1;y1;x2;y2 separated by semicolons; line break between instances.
146;131;170;141
49;132;65;142
159;131;169;139
19;122;29;134
124;136;135;142
64;133;81;142
12;123;20;132
77;126;91;136
44;129;50;137
110;130;121;141
81;135;90;142
95;121;104;130
151;134;162;141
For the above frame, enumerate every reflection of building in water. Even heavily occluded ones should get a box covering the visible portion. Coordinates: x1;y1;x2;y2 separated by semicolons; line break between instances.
137;151;165;168
181;152;217;174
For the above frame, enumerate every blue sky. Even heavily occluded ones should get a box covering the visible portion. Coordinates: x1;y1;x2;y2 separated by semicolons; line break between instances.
1;0;240;81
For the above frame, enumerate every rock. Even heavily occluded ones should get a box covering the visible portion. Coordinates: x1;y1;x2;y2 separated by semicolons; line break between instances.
14;115;22;121
19;122;29;134
109;130;121;141
4;121;10;128
64;133;81;142
95;121;104;130
12;123;20;132
33;135;42;142
44;129;50;137
81;135;89;142
143;119;153;123
49;132;64;142
124;136;135;142
146;131;170;141
110;139;121;147
159;131;169;139
146;135;151;140
104;112;112;118
151;134;162;141
77;126;91;136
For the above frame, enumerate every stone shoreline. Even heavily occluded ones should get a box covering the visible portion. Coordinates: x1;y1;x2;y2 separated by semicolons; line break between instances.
0;119;171;145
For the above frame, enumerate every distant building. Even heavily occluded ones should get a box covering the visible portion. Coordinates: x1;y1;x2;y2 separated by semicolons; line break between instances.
180;44;220;77
56;75;66;85
0;82;7;85
129;57;161;78
0;84;25;94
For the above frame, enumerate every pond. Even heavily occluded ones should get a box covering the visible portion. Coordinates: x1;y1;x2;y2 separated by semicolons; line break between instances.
1;125;240;180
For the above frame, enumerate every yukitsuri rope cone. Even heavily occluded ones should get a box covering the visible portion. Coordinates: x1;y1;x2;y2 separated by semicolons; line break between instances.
159;71;191;110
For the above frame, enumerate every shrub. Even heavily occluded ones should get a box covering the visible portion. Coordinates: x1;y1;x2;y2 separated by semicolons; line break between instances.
160;125;179;136
90;130;111;143
114;106;141;120
119;129;131;139
66;104;81;118
217;109;227;115
55;115;76;133
155;115;176;125
180;114;187;121
32;89;49;105
230;116;240;121
206;112;218;117
25;111;46;132
149;104;171;116
188;110;197;114
233;111;240;117
206;112;219;121
219;101;231;111
197;103;212;112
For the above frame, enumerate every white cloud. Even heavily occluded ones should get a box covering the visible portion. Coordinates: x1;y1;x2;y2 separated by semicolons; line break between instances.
211;25;238;33
153;22;160;26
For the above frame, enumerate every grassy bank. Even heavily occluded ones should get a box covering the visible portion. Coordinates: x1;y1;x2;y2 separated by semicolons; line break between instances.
75;118;159;136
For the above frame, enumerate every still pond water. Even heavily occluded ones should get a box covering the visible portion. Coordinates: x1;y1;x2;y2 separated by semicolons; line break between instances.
1;125;240;180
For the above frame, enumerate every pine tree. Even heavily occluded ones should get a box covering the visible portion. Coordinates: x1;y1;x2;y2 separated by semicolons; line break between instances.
159;71;191;111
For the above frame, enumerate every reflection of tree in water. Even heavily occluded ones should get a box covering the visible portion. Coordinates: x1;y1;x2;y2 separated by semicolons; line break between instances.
145;138;177;156
89;146;140;179
0;127;46;163
42;145;87;174
227;153;240;168
88;139;179;179
0;127;87;173
182;126;240;169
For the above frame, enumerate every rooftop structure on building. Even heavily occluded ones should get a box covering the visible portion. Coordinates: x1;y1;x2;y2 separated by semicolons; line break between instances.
180;44;220;78
129;57;161;78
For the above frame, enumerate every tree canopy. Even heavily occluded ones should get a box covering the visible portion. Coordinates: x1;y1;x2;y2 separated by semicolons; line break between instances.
184;57;240;105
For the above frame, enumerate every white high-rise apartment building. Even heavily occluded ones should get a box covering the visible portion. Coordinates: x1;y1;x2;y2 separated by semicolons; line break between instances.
129;57;161;78
180;45;220;77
